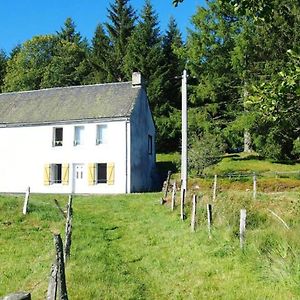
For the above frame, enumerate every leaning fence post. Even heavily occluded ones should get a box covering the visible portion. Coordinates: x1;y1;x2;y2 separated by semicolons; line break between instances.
253;173;257;200
191;195;197;232
64;195;73;263
22;186;30;215
171;182;176;211
161;170;172;204
54;234;68;300
180;188;186;220
47;263;58;300
240;209;247;249
213;175;217;202
207;204;213;238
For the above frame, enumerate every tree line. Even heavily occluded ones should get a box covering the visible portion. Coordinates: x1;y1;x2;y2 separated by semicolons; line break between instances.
0;0;299;161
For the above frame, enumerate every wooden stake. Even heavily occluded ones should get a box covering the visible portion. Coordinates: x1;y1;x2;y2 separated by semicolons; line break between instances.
47;263;58;300
2;292;31;300
253;173;257;200
180;188;186;220
161;170;172;204
22;186;30;215
64;195;73;263
171;182;176;211
207;204;213;238
240;209;247;249
191;195;197;232
54;234;68;300
213;175;217;202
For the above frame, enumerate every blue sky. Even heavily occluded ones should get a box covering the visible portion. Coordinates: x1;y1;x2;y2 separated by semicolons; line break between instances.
0;0;205;54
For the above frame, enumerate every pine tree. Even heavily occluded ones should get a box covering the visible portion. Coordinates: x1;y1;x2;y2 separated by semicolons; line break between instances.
88;23;112;83
124;0;165;111
57;17;83;45
162;16;184;109
0;50;7;93
105;0;137;81
41;18;89;88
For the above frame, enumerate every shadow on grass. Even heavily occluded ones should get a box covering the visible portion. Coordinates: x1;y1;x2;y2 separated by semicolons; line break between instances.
156;161;178;174
232;155;264;161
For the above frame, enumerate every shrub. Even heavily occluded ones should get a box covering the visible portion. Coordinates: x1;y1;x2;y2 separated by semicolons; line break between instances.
189;133;226;175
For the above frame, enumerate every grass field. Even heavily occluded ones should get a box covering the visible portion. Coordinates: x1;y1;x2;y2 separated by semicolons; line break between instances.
1;190;300;299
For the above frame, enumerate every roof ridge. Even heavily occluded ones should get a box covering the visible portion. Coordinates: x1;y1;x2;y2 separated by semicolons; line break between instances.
0;81;132;97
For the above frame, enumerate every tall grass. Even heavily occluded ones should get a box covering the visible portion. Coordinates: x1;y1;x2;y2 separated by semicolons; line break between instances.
1;192;300;299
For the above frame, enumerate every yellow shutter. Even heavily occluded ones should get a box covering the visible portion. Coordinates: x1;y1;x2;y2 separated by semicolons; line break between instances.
62;164;69;185
88;163;95;185
107;162;115;185
44;164;51;185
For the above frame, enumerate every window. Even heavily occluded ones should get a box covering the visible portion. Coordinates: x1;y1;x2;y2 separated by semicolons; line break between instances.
96;163;107;183
96;124;107;145
53;127;63;147
44;164;69;185
51;164;62;184
74;126;84;146
88;162;115;185
148;135;153;155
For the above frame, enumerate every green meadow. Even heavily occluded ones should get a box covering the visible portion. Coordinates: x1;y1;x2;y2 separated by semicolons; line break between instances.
1;188;300;299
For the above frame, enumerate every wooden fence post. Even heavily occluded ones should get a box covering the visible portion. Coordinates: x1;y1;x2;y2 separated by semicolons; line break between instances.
171;182;176;211
191;195;197;232
213;175;217;202
2;292;31;300
64;195;73;263
180;188;186;220
161;170;172;204
240;209;247;249
207;204;213;238
22;187;30;215
47;263;58;300
253;173;257;200
54;234;68;300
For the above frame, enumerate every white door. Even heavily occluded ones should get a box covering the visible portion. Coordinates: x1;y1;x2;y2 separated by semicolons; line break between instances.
73;164;85;193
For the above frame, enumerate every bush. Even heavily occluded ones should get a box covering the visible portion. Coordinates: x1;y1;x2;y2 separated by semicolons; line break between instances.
189;133;225;175
292;138;300;159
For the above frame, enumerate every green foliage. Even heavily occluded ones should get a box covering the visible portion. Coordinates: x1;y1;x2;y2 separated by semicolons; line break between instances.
124;0;165;108
292;138;300;159
4;18;89;92
88;23;112;83
4;35;57;92
41;40;89;88
189;132;226;175
0;49;7;92
248;50;300;160
57;17;84;45
105;0;137;81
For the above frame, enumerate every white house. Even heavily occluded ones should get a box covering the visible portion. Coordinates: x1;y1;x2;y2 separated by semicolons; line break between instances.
0;72;156;194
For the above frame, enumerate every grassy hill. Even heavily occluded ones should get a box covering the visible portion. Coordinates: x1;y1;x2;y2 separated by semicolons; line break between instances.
1;191;300;299
157;152;300;193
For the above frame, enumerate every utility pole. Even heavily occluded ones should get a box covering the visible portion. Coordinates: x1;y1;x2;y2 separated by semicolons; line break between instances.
181;69;188;192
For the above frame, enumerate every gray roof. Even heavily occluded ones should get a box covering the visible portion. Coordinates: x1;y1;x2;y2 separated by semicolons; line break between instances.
0;82;140;126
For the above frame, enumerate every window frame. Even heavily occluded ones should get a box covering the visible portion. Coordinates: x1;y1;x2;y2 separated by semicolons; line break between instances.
74;125;85;146
53;127;63;147
96;124;108;145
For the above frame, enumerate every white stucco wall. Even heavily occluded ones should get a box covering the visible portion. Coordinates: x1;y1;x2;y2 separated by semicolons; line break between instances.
0;120;129;194
130;88;156;192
